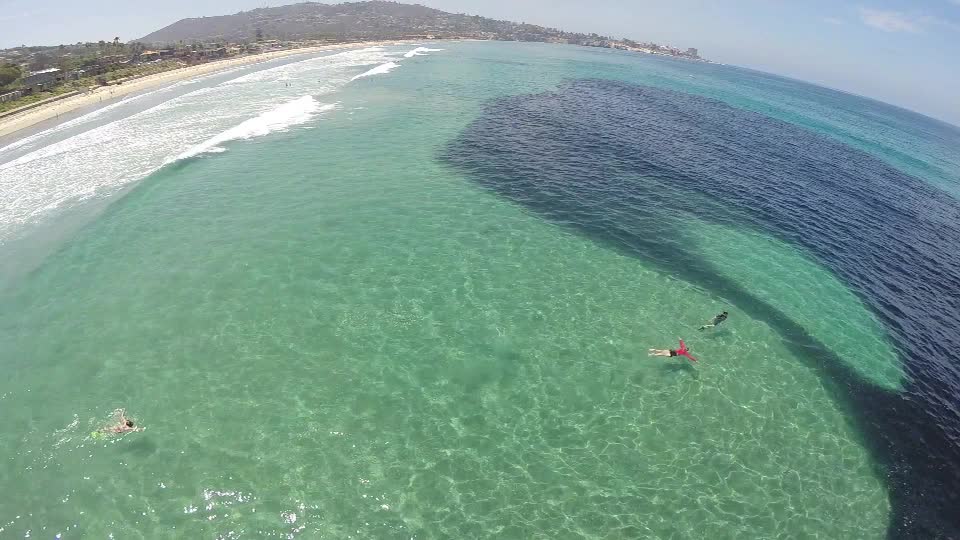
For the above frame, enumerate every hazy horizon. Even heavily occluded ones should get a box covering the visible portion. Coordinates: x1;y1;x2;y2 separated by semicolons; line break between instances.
1;0;958;125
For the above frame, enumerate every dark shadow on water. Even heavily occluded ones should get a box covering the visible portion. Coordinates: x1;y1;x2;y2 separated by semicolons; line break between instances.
627;371;646;387
698;328;732;340
120;436;158;457
439;78;960;538
660;361;698;377
452;178;958;538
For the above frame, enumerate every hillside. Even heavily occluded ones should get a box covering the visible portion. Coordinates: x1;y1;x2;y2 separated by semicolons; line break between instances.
142;2;457;43
139;1;702;61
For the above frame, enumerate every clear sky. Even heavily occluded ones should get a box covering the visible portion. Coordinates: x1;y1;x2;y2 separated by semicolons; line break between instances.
1;0;958;125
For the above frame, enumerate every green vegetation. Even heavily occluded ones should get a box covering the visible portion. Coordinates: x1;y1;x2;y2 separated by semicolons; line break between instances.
98;60;181;83
0;64;21;88
0;61;182;114
2;39;152;74
0;83;78;114
138;0;703;60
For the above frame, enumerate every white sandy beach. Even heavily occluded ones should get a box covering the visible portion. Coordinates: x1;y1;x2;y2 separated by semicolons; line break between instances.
0;41;404;139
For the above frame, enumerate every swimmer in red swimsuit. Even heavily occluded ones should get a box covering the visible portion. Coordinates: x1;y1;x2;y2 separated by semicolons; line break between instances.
648;339;697;362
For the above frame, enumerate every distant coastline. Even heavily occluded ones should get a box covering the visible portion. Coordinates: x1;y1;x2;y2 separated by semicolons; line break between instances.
0;38;706;141
0;41;409;140
0;1;707;139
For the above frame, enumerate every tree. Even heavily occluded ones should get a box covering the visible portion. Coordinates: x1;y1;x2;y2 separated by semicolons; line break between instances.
0;65;21;88
29;53;53;71
255;28;264;41
57;56;80;72
113;36;120;47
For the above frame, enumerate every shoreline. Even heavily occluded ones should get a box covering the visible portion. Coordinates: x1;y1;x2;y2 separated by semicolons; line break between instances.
0;41;407;140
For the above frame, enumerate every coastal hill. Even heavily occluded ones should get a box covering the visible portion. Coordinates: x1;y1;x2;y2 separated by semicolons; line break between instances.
141;1;447;43
0;0;700;115
140;1;702;59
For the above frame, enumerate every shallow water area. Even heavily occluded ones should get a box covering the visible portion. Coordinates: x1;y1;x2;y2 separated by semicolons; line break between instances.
682;216;903;390
1;41;959;538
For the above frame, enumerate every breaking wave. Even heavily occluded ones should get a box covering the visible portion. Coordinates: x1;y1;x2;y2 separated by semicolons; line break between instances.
403;47;444;58
174;96;334;160
351;62;400;81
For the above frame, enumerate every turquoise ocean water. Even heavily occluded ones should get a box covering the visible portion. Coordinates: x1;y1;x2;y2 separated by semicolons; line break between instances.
1;42;959;538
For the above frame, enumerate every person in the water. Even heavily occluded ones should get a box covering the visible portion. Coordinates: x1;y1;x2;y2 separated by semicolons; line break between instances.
699;311;729;330
649;339;697;362
99;409;143;435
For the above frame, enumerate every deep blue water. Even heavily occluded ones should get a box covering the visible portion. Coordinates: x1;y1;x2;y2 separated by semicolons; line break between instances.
444;78;960;538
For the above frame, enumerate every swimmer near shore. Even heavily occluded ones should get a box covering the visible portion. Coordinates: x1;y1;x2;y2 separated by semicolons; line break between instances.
649;339;698;362
92;408;143;438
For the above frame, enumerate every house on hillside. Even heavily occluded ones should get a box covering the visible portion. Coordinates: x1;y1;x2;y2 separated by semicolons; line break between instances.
204;46;227;59
140;50;161;62
20;68;65;93
98;54;127;69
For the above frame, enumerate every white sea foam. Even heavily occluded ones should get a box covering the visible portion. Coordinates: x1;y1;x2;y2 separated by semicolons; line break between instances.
224;47;389;86
403;47;444;58
351;62;400;81
0;91;168;158
175;96;333;160
0;44;398;241
0;69;251;158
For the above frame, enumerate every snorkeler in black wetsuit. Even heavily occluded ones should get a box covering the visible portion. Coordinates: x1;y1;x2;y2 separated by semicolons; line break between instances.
699;311;728;330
